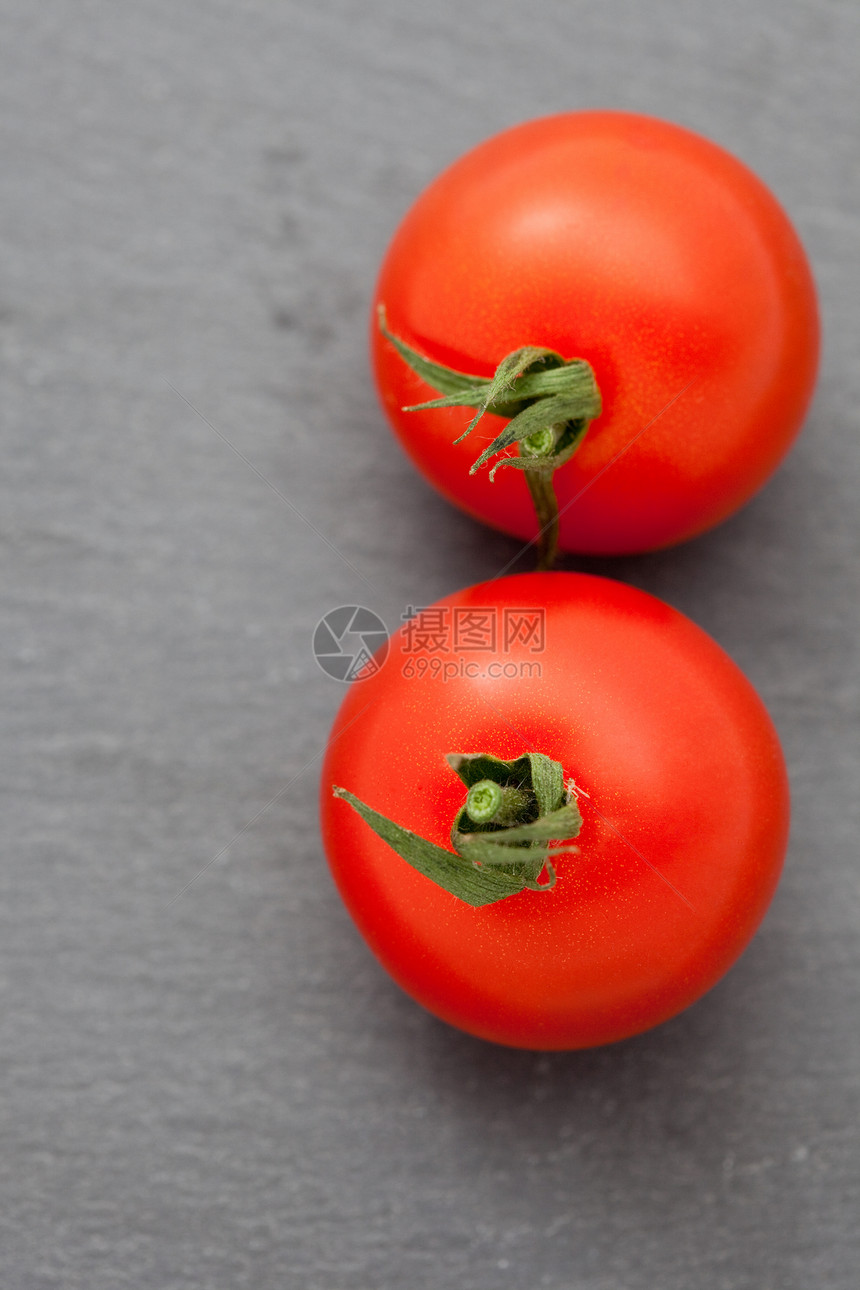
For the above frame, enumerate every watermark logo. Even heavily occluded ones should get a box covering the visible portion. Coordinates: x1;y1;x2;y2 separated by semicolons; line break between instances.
399;604;545;681
313;604;546;683
313;606;389;682
401;605;545;654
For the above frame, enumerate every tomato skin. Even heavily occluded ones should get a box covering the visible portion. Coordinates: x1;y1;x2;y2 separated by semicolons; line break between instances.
320;574;789;1050
372;112;819;555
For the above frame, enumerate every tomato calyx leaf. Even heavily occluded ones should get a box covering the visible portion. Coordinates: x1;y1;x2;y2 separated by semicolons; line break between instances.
332;750;582;908
377;306;602;570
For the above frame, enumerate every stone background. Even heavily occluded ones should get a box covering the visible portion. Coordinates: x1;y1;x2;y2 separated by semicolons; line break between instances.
2;2;858;1286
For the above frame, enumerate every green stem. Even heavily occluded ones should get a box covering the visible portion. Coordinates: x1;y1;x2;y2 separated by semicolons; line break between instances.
466;779;531;826
377;308;602;572
524;469;559;572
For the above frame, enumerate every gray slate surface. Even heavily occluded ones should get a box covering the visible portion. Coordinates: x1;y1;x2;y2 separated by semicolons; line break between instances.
2;2;858;1287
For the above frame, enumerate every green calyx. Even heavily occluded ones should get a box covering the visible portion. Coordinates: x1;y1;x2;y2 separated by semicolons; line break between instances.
378;306;602;570
332;750;583;908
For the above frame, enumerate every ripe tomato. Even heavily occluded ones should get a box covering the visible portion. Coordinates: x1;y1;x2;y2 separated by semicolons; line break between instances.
371;112;819;556
321;574;789;1050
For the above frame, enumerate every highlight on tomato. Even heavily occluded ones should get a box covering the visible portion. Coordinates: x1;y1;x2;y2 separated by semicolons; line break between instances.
321;573;790;1051
371;111;820;566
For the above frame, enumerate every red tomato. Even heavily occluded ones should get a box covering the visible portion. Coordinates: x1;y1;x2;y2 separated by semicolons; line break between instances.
372;112;819;556
321;574;789;1050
